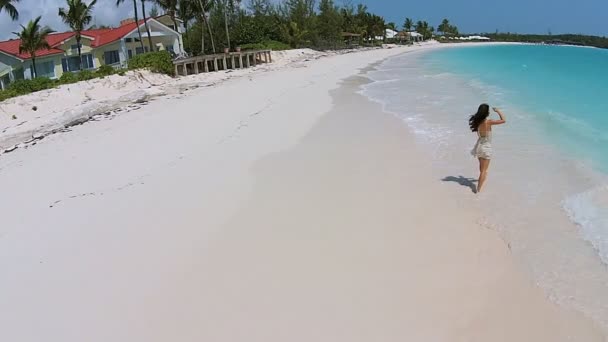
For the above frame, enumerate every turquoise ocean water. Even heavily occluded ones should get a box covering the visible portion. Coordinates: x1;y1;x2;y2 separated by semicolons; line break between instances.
361;44;608;327
428;45;608;169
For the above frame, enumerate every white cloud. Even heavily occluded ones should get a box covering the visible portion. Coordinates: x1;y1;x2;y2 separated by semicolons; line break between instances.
1;0;139;40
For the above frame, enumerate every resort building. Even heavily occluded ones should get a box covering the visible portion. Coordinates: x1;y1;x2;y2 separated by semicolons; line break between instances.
0;17;184;90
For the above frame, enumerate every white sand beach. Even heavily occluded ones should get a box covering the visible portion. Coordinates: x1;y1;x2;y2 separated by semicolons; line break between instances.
0;43;605;341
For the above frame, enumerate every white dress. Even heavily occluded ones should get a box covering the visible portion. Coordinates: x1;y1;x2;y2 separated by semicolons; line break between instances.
471;130;492;159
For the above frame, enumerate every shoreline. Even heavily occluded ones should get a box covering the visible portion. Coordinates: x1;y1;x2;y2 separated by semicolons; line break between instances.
0;41;521;156
188;72;605;340
361;45;608;332
0;44;605;340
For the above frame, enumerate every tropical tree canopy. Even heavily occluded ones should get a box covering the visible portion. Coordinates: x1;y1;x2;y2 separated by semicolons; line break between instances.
437;18;459;36
149;3;160;17
13;16;55;78
58;0;97;34
415;20;434;40
0;0;20;20
116;0;144;50
58;0;98;67
403;17;414;32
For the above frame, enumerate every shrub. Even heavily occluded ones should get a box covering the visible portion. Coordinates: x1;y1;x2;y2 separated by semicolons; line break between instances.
240;43;266;51
77;70;95;81
59;72;78;84
241;40;290;51
96;64;115;77
6;77;55;95
263;40;291;51
128;51;174;76
0;89;19;102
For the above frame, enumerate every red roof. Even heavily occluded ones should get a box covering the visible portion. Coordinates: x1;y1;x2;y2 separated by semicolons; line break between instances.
84;20;142;48
0;20;146;60
0;32;75;60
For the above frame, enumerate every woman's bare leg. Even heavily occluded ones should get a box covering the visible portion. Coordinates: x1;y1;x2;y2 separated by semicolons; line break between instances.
477;158;490;193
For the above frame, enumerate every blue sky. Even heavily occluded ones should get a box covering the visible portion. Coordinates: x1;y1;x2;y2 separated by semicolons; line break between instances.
366;0;607;36
1;0;607;41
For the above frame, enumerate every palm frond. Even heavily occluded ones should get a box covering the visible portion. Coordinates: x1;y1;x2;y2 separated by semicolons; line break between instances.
0;0;20;20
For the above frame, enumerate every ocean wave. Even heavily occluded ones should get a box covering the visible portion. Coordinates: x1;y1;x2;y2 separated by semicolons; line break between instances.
545;110;608;142
422;72;454;79
563;185;608;264
466;78;506;100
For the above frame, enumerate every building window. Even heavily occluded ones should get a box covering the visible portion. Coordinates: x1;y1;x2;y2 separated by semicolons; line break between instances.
70;43;82;51
104;50;120;65
13;67;25;80
81;54;94;69
37;60;56;78
61;54;94;72
128;50;133;59
125;38;132;43
135;46;149;55
0;74;9;89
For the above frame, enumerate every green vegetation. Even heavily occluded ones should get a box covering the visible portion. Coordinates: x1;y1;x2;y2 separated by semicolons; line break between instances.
437;18;458;37
148;3;159;17
241;40;291;51
484;33;608;49
58;0;98;71
0;66;129;102
13;16;55;79
0;0;19;20
403;18;414;32
183;0;390;54
415;20;434;40
3;0;466;104
127;51;175;75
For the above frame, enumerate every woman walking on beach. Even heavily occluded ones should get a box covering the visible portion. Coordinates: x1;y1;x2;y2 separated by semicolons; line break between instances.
469;104;506;193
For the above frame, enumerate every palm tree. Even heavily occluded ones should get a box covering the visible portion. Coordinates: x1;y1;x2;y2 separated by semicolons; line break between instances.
415;21;434;40
438;18;449;36
177;0;193;53
222;0;231;51
58;0;97;71
403;17;413;32
221;0;239;51
191;0;215;54
116;0;144;52
155;0;178;31
140;0;155;52
13;16;54;78
0;0;19;20
197;0;216;53
148;3;159;17
155;0;182;52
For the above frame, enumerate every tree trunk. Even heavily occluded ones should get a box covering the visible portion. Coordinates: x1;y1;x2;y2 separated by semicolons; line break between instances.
199;14;205;54
196;0;214;54
76;34;82;70
224;0;230;50
185;23;192;53
133;0;144;51
31;56;37;78
202;7;215;53
141;0;155;52
170;14;183;54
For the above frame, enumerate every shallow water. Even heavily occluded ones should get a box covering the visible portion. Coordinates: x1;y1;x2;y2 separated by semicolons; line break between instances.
360;44;608;329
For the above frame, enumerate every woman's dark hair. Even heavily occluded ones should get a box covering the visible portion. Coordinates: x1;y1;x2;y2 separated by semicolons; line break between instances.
469;103;490;132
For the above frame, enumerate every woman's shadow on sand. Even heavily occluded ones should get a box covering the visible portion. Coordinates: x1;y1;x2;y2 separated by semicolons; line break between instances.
441;176;477;193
